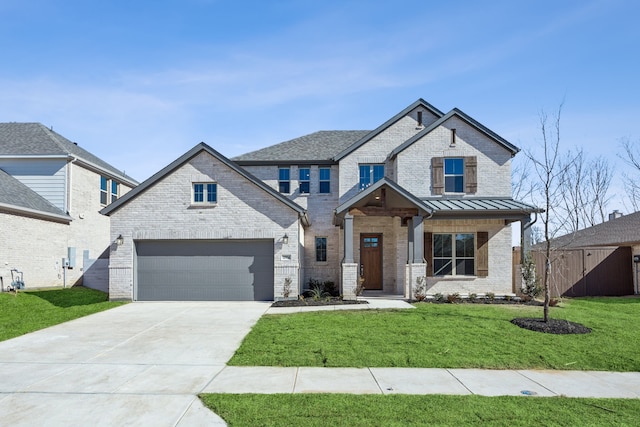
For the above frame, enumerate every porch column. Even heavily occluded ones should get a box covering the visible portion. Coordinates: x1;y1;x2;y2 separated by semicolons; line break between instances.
342;213;358;300
343;213;354;263
412;215;424;263
407;217;414;263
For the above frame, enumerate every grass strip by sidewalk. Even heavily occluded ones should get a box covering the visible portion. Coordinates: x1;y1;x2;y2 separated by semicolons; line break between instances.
229;297;640;371
200;394;640;427
0;287;125;341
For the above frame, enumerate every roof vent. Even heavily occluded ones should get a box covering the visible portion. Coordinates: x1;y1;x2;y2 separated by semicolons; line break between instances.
609;210;623;221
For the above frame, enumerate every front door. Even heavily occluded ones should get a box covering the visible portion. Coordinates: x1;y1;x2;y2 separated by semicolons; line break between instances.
360;234;383;290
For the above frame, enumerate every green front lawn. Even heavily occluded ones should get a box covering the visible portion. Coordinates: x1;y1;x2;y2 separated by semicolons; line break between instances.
200;394;640;427
0;287;125;341
229;297;640;371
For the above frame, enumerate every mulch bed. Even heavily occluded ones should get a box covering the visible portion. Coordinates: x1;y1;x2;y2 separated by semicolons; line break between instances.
510;318;592;334
271;298;369;307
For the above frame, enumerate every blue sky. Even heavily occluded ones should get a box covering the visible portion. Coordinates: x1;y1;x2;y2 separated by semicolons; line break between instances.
1;0;639;212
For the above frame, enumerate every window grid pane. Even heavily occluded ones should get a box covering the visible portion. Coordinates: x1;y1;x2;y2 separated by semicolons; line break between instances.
207;183;217;202
444;158;464;193
193;184;204;202
315;237;327;262
279;168;290;193
319;168;330;193
433;233;474;276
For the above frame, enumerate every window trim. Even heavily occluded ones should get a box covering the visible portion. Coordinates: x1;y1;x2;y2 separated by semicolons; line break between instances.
278;167;290;194
299;167;310;194
359;164;384;190
100;176;108;206
192;182;217;205
315;236;327;262
319;167;331;194
444;158;465;193
432;232;475;276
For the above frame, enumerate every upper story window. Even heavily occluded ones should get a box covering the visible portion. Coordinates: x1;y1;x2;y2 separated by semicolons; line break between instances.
100;176;108;205
444;158;464;193
319;167;331;194
193;182;217;204
111;180;119;203
299;168;310;194
433;233;475;276
279;167;290;193
359;164;384;190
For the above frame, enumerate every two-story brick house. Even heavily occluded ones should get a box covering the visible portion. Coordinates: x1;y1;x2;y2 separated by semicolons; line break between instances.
102;99;539;301
0;123;137;291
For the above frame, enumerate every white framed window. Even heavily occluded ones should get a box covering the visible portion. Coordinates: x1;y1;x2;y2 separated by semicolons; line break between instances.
359;164;384;190
192;182;217;204
433;233;475;276
444;158;464;193
319;167;331;193
279;167;290;193
315;237;327;262
111;180;119;203
100;176;108;205
299;168;310;194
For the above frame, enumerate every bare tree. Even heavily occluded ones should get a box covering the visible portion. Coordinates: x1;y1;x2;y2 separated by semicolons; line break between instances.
526;104;574;322
558;151;613;234
619;138;640;211
586;156;613;225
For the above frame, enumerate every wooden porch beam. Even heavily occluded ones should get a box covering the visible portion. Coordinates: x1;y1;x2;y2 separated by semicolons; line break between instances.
349;207;419;217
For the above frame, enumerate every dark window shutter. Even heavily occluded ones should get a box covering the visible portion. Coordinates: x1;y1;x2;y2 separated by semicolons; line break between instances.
424;232;433;276
477;231;489;277
432;157;444;195
465;156;477;194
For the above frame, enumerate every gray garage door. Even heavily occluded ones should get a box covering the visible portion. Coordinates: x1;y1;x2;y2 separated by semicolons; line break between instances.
135;239;274;301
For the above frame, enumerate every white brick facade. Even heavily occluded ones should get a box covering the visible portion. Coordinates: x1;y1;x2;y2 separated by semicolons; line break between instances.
0;162;133;290
108;151;302;300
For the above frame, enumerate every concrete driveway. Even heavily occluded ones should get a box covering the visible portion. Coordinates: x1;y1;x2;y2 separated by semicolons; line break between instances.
0;302;271;426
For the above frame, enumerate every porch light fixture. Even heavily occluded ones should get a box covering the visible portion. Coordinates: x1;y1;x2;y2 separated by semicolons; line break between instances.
283;234;289;245
115;234;124;246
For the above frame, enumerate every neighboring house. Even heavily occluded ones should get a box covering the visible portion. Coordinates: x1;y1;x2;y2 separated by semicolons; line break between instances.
0;123;138;291
531;211;640;296
101;99;539;301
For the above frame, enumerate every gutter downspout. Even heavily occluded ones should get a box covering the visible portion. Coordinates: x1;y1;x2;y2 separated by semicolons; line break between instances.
521;211;538;264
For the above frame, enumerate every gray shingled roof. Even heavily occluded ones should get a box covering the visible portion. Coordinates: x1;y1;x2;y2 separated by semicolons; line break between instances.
540;211;640;248
0;168;71;220
0;123;137;184
102;142;309;226
233;130;370;163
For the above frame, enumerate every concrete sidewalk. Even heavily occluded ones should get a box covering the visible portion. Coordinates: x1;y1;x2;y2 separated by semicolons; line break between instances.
203;366;640;398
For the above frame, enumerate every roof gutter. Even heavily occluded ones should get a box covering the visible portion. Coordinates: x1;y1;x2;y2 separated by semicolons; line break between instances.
0;202;72;223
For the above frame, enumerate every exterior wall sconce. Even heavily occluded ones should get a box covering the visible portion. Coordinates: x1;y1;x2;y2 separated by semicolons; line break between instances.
282;234;289;245
115;234;124;246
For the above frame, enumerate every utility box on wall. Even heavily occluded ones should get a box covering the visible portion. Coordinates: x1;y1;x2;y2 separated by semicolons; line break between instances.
67;247;76;269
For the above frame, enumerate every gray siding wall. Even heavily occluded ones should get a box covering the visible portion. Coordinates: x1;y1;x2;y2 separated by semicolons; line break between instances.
0;158;67;211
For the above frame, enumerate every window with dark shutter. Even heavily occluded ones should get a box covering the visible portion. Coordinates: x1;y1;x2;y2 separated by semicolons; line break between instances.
431;157;444;195
476;231;489;277
464;156;477;194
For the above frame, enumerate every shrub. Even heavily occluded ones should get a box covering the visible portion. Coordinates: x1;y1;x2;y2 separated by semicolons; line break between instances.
486;292;495;302
323;281;338;297
447;293;461;304
521;253;542;298
468;293;477;302
433;293;445;303
283;277;293;299
414;276;427;301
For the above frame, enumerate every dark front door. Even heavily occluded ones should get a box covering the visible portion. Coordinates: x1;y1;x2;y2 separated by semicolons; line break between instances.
360;234;383;290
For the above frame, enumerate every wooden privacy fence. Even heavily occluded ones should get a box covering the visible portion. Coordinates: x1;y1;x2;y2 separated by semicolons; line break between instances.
525;247;633;297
